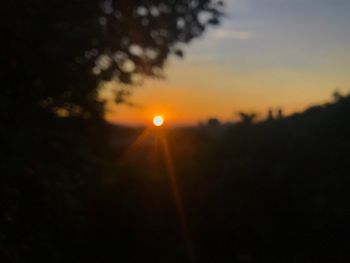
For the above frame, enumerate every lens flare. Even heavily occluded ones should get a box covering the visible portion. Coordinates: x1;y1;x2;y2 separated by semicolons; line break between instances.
153;115;164;126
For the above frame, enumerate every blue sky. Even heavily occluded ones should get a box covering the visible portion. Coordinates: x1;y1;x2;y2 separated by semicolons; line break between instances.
196;0;350;70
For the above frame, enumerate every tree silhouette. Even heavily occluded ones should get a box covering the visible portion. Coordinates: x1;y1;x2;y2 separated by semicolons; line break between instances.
237;111;257;125
2;0;224;120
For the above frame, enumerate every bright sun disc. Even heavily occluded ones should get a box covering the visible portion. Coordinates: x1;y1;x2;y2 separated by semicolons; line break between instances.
153;115;164;127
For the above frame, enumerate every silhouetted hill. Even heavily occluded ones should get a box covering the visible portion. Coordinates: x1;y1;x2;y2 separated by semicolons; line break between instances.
187;93;350;262
1;94;350;262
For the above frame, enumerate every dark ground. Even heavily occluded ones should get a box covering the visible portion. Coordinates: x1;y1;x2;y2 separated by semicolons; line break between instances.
1;94;350;262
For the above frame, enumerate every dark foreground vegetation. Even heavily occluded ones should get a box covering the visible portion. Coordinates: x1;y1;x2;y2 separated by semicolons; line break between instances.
1;93;350;262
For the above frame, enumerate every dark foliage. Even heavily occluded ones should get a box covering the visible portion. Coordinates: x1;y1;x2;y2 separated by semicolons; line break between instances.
1;1;225;261
1;0;223;120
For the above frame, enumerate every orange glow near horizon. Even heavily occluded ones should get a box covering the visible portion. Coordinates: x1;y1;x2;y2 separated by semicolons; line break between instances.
101;58;350;127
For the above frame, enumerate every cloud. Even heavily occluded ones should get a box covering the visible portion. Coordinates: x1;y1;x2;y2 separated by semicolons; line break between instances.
212;29;253;40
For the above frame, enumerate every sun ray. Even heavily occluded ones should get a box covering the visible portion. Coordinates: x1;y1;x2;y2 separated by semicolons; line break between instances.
117;117;195;262
117;126;153;164
158;130;196;263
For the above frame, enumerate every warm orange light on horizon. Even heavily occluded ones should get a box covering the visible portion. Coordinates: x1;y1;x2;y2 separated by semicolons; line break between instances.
153;115;164;126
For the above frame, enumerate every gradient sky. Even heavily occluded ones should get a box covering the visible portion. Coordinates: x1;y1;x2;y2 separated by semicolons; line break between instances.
104;0;350;126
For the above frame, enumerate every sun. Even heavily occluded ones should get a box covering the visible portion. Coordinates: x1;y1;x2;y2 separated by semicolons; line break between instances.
153;115;164;127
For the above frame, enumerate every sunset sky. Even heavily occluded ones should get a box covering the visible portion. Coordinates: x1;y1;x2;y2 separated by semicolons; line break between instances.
105;0;350;126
